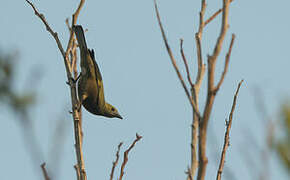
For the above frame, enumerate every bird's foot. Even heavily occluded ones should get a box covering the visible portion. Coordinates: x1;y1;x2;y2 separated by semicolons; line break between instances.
66;73;81;86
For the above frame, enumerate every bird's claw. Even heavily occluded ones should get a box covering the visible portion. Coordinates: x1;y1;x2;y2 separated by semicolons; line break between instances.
66;73;81;86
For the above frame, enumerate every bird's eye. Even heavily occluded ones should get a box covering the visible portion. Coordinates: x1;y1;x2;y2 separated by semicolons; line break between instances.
111;108;115;111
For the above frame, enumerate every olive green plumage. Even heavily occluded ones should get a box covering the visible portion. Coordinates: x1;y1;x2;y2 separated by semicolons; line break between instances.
72;25;122;119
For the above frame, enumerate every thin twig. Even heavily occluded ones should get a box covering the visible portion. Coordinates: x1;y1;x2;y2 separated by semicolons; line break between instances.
214;34;235;93
204;0;234;26
154;0;201;118
216;80;243;180
119;134;142;180
180;39;194;88
110;142;123;180
66;18;72;32
41;163;51;180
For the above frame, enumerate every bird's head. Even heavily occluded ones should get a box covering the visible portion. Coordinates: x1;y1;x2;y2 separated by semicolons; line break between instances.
104;103;123;119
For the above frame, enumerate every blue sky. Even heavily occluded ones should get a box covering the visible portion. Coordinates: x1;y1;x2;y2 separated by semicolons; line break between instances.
1;0;289;179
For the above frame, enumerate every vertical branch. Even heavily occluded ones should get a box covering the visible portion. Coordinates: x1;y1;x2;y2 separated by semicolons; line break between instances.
65;0;85;62
66;1;86;179
187;1;207;179
216;80;243;180
197;0;231;180
25;1;86;180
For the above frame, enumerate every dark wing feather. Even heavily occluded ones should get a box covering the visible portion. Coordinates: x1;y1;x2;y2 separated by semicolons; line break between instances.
88;49;103;81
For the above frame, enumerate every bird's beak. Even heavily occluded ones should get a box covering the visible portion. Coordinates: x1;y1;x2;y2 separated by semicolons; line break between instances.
115;113;123;119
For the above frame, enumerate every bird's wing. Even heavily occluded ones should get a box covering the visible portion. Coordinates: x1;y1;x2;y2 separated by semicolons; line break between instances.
88;49;103;81
88;49;106;106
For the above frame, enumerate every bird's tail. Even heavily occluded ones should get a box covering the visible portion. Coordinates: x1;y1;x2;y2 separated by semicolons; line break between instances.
72;25;88;50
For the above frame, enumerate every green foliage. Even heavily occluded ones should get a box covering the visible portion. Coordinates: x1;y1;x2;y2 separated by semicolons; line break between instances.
0;51;35;114
275;104;290;173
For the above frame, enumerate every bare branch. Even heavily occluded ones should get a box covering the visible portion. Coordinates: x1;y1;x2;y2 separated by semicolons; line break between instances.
198;0;231;180
216;80;243;180
186;2;207;179
180;39;194;88
194;0;206;89
154;0;201;118
65;18;71;32
197;0;207;38
209;0;230;68
194;35;206;89
65;0;85;63
204;0;234;26
25;1;87;180
119;134;142;180
214;34;236;93
41;163;51;180
110;142;123;180
25;0;72;74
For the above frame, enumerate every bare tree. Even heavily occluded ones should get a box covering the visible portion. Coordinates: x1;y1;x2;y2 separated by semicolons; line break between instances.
154;0;242;180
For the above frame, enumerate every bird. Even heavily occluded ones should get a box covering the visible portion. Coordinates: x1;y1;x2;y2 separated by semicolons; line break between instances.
72;25;122;119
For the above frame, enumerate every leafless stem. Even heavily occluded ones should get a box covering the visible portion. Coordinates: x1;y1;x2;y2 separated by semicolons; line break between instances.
216;80;243;180
194;36;206;89
65;0;85;65
180;39;194;88
110;142;123;180
197;1;231;180
197;0;206;38
66;18;72;32
187;2;207;179
25;1;86;180
154;0;201;118
204;0;234;26
25;0;71;74
214;34;235;93
41;163;51;180
119;134;142;180
194;0;206;89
